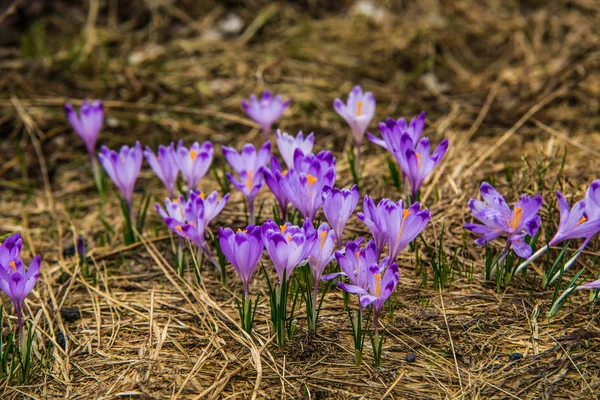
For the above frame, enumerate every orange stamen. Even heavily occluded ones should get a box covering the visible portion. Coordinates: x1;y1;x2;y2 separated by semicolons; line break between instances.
176;225;183;231
199;192;205;200
375;273;381;297
415;153;422;169
282;170;289;177
189;150;198;162
236;228;248;234
356;101;363;116
307;174;318;198
246;170;254;191
280;224;287;233
397;209;411;240
511;207;523;230
320;230;327;249
9;261;16;271
286;234;292;242
578;216;587;225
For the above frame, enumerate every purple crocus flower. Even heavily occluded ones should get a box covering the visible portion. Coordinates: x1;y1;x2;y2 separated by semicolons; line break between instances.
549;189;600;247
304;220;335;329
333;85;375;148
322;185;359;248
144;143;179;197
172;140;213;190
323;239;384;292
156;190;227;240
262;156;289;221
219;225;264;295
276;130;314;170
515;181;600;276
261;220;317;282
200;190;230;228
305;221;336;284
223;142;271;224
156;196;184;227
98;142;143;210
402;137;449;199
279;150;336;221
0;233;22;269
338;262;399;332
584;180;600;221
65;100;103;160
0;254;41;338
357;196;390;260
367;112;425;152
384;200;431;263
465;182;542;258
241;90;290;137
156;190;206;246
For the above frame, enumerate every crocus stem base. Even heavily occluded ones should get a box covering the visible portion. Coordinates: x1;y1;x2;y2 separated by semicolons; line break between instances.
90;156;105;205
354;349;362;365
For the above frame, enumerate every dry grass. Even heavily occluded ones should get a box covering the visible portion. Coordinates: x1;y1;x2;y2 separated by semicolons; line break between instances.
1;0;600;398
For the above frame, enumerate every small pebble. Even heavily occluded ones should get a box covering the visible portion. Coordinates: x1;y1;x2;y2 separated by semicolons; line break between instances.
406;353;416;362
61;307;81;323
62;245;76;258
508;352;523;362
56;330;66;350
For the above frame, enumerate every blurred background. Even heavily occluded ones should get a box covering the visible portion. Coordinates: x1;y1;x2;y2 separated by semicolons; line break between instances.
1;1;600;398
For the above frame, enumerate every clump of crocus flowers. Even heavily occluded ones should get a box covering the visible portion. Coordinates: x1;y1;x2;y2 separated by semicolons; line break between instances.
62;84;600;371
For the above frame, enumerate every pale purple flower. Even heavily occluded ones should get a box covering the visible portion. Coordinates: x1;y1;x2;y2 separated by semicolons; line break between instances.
279;150;336;221
173;140;213;189
262;156;289;221
156;191;206;246
305;221;336;283
367;112;425;152
219;225;264;295
356;196;390;259
465;182;542;258
584;180;600;221
0;254;41;336
323;239;384;293
199;190;230;228
338;262;399;331
241;90;290;136
402;137;449;199
0;233;22;269
276;130;314;170
549;189;600;247
577;279;600;290
98;142;143;209
156;190;227;238
144;143;179;197
384;200;431;263
223;142;271;224
261;220;317;282
322;185;359;248
333;85;375;147
65;100;103;159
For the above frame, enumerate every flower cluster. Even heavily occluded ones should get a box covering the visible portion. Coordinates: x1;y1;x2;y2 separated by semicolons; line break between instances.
63;83;600;370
